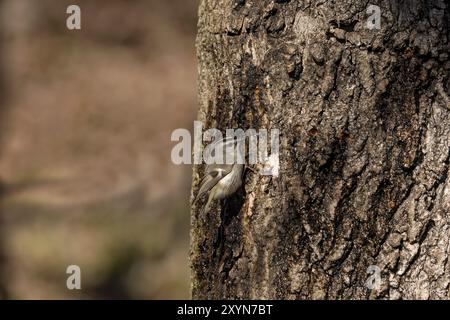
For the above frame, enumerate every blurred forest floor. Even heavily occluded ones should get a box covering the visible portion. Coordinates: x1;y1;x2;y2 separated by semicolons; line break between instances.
0;0;198;299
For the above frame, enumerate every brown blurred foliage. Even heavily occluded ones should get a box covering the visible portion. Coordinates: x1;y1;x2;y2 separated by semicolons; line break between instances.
0;0;198;299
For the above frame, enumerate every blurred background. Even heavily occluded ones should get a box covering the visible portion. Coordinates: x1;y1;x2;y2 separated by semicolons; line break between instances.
0;0;198;299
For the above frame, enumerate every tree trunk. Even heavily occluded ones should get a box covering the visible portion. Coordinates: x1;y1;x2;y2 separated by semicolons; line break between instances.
191;0;450;299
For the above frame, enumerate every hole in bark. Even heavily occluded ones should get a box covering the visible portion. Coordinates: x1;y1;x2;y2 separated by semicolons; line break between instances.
232;0;245;10
288;64;302;80
329;19;358;32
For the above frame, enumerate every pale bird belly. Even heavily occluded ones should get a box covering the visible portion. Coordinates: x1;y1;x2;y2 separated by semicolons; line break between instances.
215;171;241;199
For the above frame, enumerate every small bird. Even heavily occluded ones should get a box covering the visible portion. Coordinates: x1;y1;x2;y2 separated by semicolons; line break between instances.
193;136;245;214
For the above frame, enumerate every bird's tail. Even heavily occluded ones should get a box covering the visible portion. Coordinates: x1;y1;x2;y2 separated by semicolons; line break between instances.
201;192;214;215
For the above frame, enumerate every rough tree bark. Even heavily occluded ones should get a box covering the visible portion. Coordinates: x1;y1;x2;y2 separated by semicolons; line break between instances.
191;0;450;299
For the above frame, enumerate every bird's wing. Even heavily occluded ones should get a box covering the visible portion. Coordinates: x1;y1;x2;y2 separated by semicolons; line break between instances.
194;164;234;205
193;169;223;205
